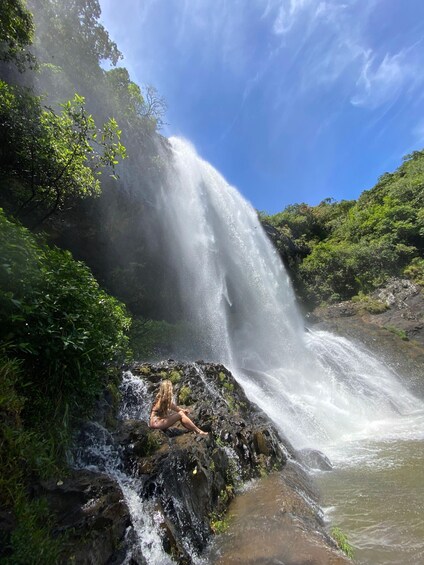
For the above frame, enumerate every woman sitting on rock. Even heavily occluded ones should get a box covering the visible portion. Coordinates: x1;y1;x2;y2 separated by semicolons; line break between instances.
149;379;208;435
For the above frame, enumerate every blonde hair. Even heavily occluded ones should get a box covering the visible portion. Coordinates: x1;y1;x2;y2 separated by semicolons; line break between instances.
155;379;173;416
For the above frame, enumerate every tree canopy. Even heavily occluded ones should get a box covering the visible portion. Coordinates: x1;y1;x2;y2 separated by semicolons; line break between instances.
0;83;126;226
263;150;424;305
0;0;35;70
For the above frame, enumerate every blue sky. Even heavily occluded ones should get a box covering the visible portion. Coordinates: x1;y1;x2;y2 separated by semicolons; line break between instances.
99;0;424;213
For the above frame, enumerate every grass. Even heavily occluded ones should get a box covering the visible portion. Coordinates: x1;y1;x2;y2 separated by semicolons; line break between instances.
331;527;354;559
384;325;409;341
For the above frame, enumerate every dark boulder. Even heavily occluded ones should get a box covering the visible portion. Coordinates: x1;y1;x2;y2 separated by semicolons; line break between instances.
34;470;131;565
298;448;333;471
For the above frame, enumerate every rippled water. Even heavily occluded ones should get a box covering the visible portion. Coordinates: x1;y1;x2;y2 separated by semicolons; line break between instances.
317;436;424;564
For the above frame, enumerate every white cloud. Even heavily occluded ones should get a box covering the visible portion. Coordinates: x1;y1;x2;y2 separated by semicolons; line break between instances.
351;51;409;109
273;0;319;35
264;0;424;111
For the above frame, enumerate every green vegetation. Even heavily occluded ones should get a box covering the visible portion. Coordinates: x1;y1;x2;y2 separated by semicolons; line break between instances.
141;431;162;457
169;370;182;384
0;0;36;70
210;512;231;535
331;527;354;559
129;318;178;359
0;210;130;425
209;486;235;534
384;325;409;341
0;356;61;564
218;371;234;390
0;83;126;227
351;292;388;314
178;385;192;405
0;211;130;562
404;257;424;286
262;151;424;306
0;0;170;560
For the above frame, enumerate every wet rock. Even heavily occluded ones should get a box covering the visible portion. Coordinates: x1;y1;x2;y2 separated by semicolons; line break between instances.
312;278;424;398
34;470;131;565
299;448;333;471
30;361;348;564
207;466;351;565
116;361;289;561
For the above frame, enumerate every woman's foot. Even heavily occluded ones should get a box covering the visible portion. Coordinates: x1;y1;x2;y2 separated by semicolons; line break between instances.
197;430;208;436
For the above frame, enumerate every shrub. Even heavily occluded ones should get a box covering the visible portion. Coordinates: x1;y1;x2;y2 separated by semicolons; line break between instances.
0;209;131;435
404;257;424;286
178;386;192;405
0;356;61;563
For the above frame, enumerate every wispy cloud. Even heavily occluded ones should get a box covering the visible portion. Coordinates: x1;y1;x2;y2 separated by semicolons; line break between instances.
272;0;318;35
262;0;424;111
351;51;408;109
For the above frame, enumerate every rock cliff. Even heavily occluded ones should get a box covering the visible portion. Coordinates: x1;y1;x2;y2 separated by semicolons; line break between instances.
35;361;350;564
311;278;424;398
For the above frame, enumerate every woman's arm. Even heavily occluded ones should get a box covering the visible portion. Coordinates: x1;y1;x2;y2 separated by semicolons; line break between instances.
171;402;189;413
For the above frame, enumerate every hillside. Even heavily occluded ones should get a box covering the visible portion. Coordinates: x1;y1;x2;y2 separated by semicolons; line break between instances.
261;152;424;307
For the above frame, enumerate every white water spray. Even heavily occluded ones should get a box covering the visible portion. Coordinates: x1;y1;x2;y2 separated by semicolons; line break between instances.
74;372;174;565
158;137;423;456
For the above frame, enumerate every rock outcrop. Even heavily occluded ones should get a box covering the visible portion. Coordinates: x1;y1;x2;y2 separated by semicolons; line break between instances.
117;361;288;562
35;471;131;565
29;361;351;564
311;278;424;397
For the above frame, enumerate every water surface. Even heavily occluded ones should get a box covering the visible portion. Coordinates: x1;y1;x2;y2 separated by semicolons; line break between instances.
317;436;424;564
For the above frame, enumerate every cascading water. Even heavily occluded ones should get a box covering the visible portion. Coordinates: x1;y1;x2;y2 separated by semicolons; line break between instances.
153;137;424;563
157;137;423;454
73;371;174;565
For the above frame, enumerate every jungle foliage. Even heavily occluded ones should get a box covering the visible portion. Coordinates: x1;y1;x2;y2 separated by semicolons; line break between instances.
0;0;35;70
0;210;131;562
0;2;144;560
262;150;424;305
0;83;126;227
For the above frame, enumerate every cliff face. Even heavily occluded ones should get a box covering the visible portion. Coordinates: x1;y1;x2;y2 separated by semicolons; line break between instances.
311;278;424;398
30;362;350;564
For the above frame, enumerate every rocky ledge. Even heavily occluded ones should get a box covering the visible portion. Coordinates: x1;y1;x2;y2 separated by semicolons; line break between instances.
310;278;424;398
35;361;350;564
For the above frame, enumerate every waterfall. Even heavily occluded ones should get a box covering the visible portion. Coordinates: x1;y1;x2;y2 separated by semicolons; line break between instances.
156;137;423;457
73;371;174;565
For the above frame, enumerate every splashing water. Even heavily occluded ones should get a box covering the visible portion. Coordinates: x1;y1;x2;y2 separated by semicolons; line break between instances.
154;137;424;563
158;137;423;457
73;372;174;565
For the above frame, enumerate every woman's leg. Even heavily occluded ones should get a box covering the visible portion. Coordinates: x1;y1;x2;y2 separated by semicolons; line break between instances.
150;410;208;435
179;411;208;435
150;412;182;430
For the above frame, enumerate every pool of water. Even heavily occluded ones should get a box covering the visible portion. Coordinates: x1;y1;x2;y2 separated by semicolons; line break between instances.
316;438;424;564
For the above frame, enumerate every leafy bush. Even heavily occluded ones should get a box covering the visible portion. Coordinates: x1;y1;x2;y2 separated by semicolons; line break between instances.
0;209;131;561
404;257;424;286
0;0;36;70
178;386;192;405
0;356;61;564
0;209;131;431
0;82;126;227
